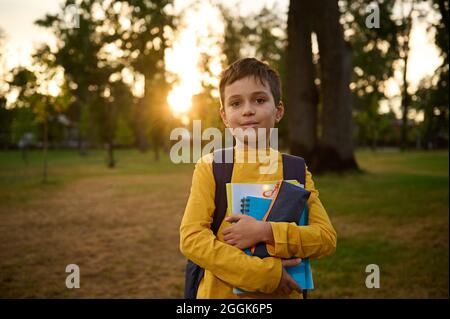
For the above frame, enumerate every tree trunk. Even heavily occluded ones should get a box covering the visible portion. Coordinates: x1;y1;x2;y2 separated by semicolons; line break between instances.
77;103;85;155
286;1;319;164
422;102;434;149
106;101;117;168
400;54;411;151
311;1;357;173
42;116;48;183
154;144;160;162
400;35;412;151
287;1;357;173
135;98;149;153
106;141;115;168
77;88;88;156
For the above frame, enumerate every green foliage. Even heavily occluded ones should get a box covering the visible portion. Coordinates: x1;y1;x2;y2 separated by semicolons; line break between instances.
218;4;286;74
205;4;289;143
339;0;447;149
7;46;72;140
10;108;39;144
115;116;134;146
340;0;400;148
79;102;97;145
33;0;176;161
413;0;449;149
111;0;175;154
2;0;446;154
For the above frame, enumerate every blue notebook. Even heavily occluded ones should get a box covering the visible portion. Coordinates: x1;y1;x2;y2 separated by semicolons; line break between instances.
234;185;314;294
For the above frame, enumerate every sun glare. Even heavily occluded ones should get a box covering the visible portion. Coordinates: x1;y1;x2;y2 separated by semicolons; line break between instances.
164;2;224;124
167;85;196;116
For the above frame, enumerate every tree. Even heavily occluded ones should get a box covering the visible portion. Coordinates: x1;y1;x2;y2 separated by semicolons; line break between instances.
218;4;244;68
216;4;289;145
35;0;106;155
340;0;400;150
397;1;418;150
286;2;318;159
112;0;175;159
37;0;170;167
414;0;449;149
8;45;70;181
0;27;10;148
287;1;358;173
93;80;133;167
218;4;287;88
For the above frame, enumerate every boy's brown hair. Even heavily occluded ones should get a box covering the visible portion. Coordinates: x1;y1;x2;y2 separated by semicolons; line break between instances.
219;58;282;107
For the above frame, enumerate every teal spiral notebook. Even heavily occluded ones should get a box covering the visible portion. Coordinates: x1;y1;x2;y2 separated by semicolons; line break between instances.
234;194;314;294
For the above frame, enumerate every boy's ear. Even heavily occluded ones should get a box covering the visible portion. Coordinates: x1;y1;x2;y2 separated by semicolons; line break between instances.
275;101;285;123
220;106;229;127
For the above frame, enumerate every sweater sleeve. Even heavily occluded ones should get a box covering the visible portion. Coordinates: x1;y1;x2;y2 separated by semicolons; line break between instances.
266;165;337;259
179;155;282;294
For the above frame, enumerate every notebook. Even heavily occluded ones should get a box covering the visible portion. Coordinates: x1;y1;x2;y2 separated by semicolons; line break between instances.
226;180;302;216
231;180;314;294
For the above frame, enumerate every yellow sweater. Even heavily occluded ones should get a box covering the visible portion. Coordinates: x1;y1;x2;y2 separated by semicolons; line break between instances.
179;147;337;299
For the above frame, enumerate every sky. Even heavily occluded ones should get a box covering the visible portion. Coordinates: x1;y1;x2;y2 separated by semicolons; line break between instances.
0;0;61;69
0;0;443;121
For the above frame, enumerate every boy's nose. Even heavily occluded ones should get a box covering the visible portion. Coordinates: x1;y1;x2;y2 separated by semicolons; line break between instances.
241;101;256;116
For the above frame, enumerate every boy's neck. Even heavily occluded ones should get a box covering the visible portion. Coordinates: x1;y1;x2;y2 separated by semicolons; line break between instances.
234;141;273;152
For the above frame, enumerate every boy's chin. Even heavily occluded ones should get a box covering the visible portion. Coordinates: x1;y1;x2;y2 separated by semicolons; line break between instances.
234;136;271;149
233;126;265;133
228;127;273;148
238;125;260;130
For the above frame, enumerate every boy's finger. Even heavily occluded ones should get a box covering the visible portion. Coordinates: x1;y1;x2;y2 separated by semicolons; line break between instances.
225;215;243;223
226;240;236;246
289;279;302;293
281;258;302;267
223;233;233;241
222;224;238;235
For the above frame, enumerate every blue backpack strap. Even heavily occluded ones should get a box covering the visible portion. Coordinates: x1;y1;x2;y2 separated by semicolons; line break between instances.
282;153;308;299
184;147;234;299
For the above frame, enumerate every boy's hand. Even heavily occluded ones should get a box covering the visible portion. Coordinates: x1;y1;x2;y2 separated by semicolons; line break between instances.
222;214;269;249
274;258;303;295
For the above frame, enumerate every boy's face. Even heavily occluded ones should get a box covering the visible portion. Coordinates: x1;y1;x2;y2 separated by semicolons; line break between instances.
220;76;284;146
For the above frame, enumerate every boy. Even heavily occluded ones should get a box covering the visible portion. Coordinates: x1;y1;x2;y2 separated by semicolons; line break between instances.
179;58;337;298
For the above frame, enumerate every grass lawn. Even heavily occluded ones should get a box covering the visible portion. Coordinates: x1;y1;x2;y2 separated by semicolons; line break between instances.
0;148;448;298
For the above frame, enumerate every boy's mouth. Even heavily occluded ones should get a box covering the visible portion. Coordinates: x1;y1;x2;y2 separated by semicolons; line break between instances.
240;121;260;129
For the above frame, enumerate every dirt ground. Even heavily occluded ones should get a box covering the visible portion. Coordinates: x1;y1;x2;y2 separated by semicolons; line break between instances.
0;150;448;298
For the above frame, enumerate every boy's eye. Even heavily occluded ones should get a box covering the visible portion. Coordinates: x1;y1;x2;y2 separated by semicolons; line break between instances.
229;101;241;108
256;98;266;104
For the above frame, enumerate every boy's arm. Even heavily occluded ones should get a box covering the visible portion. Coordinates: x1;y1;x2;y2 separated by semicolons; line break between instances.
179;155;282;294
264;165;337;259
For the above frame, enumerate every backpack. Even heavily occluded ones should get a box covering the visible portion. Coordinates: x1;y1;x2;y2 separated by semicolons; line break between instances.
184;147;307;299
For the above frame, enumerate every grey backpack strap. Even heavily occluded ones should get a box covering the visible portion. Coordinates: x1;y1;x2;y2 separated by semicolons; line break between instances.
184;148;234;299
282;153;308;299
211;147;234;234
282;153;306;185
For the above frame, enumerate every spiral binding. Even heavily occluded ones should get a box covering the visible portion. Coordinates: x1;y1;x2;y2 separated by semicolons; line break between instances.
240;197;250;214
